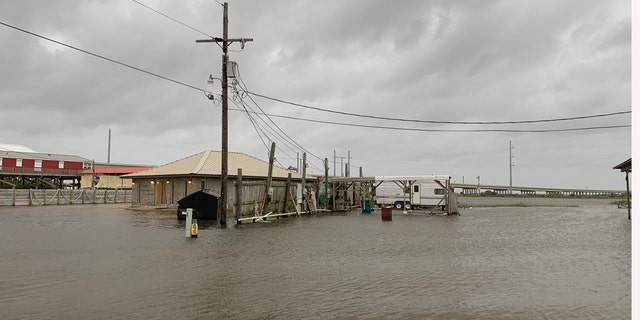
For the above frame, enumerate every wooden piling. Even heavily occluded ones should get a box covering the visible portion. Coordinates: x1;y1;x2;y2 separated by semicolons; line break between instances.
236;168;243;222
283;173;291;213
261;142;275;215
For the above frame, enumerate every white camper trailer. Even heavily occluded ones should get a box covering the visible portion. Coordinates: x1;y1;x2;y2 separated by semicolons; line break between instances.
374;175;452;210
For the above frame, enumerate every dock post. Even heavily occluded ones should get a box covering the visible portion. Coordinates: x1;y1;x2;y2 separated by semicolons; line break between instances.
236;168;243;223
301;152;307;213
324;158;329;211
283;173;291;213
262;142;275;215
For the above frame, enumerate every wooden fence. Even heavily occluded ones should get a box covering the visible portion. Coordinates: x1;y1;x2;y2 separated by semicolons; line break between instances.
234;181;299;217
0;189;132;206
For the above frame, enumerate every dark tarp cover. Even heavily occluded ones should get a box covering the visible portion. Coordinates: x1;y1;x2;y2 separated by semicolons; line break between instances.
177;190;218;220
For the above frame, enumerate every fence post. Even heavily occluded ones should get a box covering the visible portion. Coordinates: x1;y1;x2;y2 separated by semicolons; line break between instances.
57;189;60;205
28;189;32;206
12;187;16;206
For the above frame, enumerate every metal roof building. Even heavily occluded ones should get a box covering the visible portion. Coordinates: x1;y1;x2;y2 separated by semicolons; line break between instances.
123;150;304;216
124;150;301;180
0;149;91;189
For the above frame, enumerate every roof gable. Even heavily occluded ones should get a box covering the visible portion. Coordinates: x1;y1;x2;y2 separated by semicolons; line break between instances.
124;150;301;179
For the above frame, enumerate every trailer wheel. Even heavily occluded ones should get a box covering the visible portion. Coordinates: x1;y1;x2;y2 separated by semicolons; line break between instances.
394;202;411;210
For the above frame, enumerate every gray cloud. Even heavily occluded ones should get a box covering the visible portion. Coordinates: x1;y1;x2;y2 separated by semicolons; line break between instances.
0;0;631;189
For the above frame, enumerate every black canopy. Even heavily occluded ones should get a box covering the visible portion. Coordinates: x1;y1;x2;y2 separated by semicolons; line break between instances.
177;190;218;220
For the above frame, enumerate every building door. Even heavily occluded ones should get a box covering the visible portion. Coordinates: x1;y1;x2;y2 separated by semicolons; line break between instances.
155;182;167;205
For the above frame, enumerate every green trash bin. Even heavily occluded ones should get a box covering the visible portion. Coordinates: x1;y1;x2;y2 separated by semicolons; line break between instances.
361;199;372;213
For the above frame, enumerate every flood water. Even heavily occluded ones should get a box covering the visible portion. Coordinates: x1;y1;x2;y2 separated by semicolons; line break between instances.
0;199;630;319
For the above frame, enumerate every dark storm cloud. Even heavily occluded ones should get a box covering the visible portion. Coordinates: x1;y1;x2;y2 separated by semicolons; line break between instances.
0;0;631;188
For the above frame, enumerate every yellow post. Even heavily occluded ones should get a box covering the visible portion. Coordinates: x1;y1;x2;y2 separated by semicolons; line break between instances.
191;219;198;238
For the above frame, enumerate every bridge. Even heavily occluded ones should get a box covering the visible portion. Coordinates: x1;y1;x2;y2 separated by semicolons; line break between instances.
450;183;626;196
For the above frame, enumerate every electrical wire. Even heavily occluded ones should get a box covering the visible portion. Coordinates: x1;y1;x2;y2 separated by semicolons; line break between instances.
230;84;321;170
226;107;630;133
0;21;206;94
246;90;631;125
230;99;270;153
130;0;214;39
233;94;297;169
229;80;299;158
130;0;224;51
236;67;324;162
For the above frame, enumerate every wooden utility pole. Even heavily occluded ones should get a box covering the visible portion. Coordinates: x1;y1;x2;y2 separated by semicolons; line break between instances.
235;168;242;221
324;158;329;211
262;142;276;214
301;152;307;212
283;173;291;213
196;2;252;225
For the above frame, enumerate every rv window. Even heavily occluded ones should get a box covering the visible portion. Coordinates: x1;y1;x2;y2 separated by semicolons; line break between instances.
434;188;445;195
413;185;419;192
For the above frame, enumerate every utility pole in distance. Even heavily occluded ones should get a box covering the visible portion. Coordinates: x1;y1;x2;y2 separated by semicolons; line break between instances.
197;2;252;225
509;141;515;195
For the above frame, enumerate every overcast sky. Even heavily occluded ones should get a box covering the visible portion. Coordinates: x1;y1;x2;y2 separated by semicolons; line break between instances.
0;0;632;190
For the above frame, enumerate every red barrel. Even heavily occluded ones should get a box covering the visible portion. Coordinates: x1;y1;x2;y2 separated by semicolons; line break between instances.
381;206;392;221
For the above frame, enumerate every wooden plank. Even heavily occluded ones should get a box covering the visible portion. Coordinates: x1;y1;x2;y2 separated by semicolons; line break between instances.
290;189;300;217
307;190;317;215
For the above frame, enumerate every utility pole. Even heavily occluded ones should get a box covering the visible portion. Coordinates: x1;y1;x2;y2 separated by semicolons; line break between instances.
261;142;275;215
333;149;336;177
301;152;307;212
324;158;329;211
196;2;252;225
509;141;514;195
347;150;351;177
107;129;111;163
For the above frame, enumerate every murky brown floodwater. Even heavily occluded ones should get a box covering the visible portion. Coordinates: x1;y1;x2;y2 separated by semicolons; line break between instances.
0;199;629;319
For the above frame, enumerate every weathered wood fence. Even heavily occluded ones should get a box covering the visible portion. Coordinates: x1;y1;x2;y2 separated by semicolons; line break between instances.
234;180;298;217
0;189;132;206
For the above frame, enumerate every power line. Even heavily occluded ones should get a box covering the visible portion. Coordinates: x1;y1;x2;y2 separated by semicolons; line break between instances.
231;88;325;171
131;0;214;38
246;90;631;125
0;20;206;93
231;97;298;168
130;0;223;50
235;66;325;162
227;107;631;133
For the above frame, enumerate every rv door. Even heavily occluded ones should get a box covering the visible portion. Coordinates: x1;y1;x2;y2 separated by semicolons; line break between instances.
412;184;420;205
